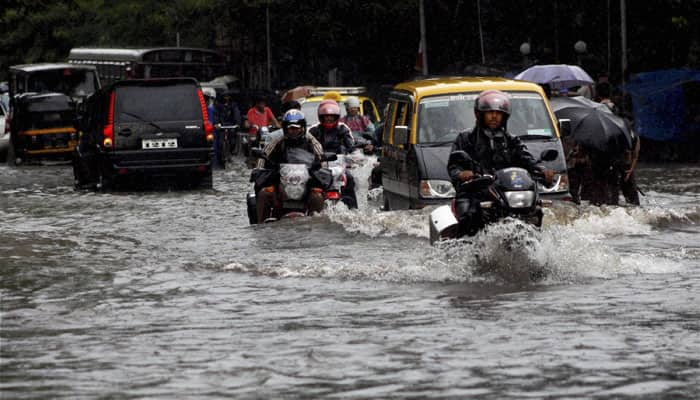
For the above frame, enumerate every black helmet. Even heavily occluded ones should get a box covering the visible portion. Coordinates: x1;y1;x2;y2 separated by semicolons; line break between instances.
474;90;511;115
282;109;306;139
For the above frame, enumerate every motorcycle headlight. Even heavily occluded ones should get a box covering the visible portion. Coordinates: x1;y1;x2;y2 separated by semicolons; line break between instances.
504;190;535;208
420;180;456;199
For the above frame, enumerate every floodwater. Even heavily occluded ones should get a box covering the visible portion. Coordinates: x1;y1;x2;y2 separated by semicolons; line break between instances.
1;158;699;399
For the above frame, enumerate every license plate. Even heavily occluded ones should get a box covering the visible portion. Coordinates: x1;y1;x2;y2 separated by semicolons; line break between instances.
142;138;178;149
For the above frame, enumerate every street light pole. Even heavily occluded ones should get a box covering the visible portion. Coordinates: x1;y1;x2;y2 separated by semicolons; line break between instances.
419;0;429;75
266;1;272;89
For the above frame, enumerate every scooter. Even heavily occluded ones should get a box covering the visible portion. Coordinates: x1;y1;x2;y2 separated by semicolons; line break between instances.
246;147;336;224
429;149;558;245
243;125;281;168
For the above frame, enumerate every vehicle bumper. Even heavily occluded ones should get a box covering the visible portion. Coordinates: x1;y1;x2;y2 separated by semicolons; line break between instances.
539;191;573;202
104;148;213;174
414;196;453;209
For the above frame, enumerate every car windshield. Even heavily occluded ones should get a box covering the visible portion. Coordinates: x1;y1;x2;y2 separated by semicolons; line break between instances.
301;100;348;126
416;91;555;144
115;84;201;123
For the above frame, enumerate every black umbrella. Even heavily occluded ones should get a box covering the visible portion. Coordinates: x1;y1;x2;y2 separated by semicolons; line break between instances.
550;96;633;155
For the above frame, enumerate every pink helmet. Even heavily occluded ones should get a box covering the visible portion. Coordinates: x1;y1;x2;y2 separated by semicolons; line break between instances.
318;100;341;129
474;90;511;115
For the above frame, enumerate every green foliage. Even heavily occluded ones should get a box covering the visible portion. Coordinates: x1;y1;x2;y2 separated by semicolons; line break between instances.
1;0;699;84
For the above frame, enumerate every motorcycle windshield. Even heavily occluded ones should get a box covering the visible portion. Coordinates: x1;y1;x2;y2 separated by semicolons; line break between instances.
279;163;310;200
495;167;535;191
284;147;316;168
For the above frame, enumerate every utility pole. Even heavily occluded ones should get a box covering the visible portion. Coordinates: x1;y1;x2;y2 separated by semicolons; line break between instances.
419;0;429;75
477;0;485;64
620;0;627;84
266;1;272;89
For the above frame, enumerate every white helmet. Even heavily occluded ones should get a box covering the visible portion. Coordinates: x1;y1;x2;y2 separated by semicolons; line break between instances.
345;96;360;109
202;87;217;99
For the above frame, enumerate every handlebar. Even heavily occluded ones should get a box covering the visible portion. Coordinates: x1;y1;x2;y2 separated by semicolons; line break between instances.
215;124;239;130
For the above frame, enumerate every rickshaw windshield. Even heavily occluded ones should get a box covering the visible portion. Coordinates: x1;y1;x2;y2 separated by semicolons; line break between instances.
26;69;98;98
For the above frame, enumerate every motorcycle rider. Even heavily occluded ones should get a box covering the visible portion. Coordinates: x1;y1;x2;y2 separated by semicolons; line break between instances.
309;100;359;208
340;96;375;153
256;109;325;222
447;89;555;236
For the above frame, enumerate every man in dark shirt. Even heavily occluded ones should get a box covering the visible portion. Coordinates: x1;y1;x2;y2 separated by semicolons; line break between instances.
447;90;554;236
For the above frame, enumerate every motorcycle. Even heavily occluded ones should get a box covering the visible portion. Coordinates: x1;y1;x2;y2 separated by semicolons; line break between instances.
429;149;558;245
324;137;374;207
243;125;281;168
246;147;336;224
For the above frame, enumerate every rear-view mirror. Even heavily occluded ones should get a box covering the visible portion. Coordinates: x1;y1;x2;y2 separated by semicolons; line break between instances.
393;125;408;145
559;118;571;137
539;149;559;162
251;148;266;159
321;152;338;162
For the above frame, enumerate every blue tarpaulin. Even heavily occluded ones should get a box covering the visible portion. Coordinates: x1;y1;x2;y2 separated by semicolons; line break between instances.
624;69;700;142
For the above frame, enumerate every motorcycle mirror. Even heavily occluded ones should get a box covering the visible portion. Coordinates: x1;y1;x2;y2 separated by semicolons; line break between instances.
321;152;338;162
539;149;559;162
448;150;472;166
558;118;571;137
251;148;266;159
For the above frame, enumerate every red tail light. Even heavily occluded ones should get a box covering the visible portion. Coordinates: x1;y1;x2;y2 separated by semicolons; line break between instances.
197;89;214;143
325;191;341;200
102;92;116;148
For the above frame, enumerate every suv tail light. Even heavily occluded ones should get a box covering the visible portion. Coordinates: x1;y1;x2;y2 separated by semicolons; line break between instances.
102;92;116;148
197;89;214;143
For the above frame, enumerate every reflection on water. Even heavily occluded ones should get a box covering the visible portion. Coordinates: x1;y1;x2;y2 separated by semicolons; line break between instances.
1;160;699;399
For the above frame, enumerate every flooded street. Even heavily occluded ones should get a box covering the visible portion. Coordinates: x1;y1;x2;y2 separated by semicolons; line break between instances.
1;159;699;399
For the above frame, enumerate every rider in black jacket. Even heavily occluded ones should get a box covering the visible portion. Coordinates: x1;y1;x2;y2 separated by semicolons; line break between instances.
255;109;325;222
447;90;554;236
309;99;359;208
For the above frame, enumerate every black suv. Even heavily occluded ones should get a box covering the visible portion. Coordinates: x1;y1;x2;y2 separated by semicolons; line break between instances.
73;78;214;190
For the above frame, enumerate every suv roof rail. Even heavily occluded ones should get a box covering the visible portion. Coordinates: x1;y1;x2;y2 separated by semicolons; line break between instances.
308;86;367;96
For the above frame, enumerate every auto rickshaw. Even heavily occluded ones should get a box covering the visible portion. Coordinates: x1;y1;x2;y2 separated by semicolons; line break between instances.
7;92;78;165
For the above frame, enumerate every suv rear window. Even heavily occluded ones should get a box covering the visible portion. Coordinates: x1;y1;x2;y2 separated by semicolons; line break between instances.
114;84;201;123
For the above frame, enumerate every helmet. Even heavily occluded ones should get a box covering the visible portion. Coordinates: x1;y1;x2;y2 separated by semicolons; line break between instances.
474;90;511;115
323;91;342;101
282;109;306;139
318;100;341;129
345;96;360;109
202;87;216;99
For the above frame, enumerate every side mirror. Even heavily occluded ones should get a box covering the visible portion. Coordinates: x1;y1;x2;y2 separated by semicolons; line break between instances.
73;115;83;131
393;125;409;145
321;152;338;162
539;149;559;162
448;150;472;166
558;118;571;138
251;148;266;159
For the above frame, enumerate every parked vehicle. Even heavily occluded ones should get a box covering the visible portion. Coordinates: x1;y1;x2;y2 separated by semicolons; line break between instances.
380;77;571;210
429;149;559;244
6;92;78;165
72;78;214;190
